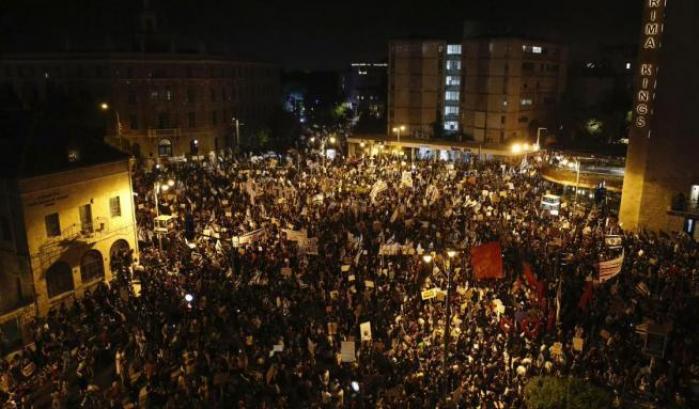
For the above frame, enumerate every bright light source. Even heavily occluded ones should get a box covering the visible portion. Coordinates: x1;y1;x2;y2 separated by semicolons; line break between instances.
184;294;193;303
160;184;170;192
532;144;540;152
422;254;433;263
523;143;530;151
167;179;175;187
625;62;631;70
399;125;406;131
100;102;109;110
392;127;398;132
360;142;365;148
309;137;315;143
329;136;337;144
351;381;360;392
447;250;457;258
193;139;199;145
511;143;522;154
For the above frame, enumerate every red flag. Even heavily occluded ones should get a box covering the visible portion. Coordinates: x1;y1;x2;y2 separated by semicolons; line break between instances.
577;280;594;311
471;242;504;280
523;262;546;306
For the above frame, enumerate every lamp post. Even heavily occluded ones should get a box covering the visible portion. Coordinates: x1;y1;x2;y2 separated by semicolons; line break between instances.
153;178;175;251
536;127;547;148
443;250;457;395
392;125;406;143
231;117;244;151
572;158;581;209
100;102;122;149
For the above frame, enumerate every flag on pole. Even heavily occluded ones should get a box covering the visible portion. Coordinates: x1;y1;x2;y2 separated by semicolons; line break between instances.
594;249;624;284
400;171;413;188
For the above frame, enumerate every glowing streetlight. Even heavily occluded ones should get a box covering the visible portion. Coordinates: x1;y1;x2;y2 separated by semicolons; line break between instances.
184;294;193;303
447;250;457;258
511;143;522;154
167;179;175;187
310;137;315;143
99;102;109;111
359;141;365;148
329;136;337;144
422;254;433;263
392;125;406;143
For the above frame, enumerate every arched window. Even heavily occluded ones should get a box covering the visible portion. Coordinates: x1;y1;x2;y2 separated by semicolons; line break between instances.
46;261;73;299
158;139;172;157
80;250;104;283
110;239;131;272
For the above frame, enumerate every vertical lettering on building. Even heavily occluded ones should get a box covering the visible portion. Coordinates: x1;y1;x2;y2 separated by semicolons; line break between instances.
634;0;667;136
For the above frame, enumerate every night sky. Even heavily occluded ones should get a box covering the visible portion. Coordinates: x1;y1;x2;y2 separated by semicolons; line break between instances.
1;0;643;69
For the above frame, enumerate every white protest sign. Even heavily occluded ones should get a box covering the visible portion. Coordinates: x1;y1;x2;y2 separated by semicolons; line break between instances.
360;322;372;341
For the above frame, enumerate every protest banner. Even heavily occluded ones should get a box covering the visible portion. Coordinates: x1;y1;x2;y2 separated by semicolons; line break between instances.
573;337;584;352
282;228;308;243
370;180;388;203
364;280;375;289
232;228;265;248
341;341;356;362
341;265;350;272
470;242;504;280
360;321;372;341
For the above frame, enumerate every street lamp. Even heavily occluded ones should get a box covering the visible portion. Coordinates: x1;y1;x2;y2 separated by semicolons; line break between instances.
153;178;175;251
392;125;406;143
511;143;522;154
329;136;337;144
99;102;122;148
443;250;458;395
100;102;109;110
572;159;581;208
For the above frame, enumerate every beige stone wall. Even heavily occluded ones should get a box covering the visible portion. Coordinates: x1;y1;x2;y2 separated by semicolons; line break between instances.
18;160;138;315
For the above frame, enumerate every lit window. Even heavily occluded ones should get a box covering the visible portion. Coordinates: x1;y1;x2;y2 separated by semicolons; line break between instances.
446;60;461;71
532;46;543;54
445;91;459;101
445;106;459;115
520;98;533;106
625;62;631;70
444;121;459;131
446;76;460;86
447;44;462;55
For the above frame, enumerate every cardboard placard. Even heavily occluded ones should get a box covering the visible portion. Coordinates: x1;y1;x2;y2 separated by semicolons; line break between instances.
360;322;372;341
364;280;375;289
341;341;356;362
328;322;338;335
573;337;584;352
341;265;351;272
421;289;438;300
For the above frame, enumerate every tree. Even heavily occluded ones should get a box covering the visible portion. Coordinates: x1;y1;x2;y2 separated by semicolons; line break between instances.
524;376;610;409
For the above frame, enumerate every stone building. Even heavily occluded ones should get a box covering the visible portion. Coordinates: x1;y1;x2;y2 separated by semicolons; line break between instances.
0;137;138;345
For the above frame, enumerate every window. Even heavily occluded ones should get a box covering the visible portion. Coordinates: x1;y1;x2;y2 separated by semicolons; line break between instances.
79;204;93;234
45;213;61;237
210;88;216;102
128;92;136;105
500;116;505;124
532;46;543;54
46;261;73;299
80;250;104;283
0;216;11;242
150;90;159;100
447;44;462;55
445;106;459;115
522;62;534;72
186;88;195;103
130;114;139;130
158;139;172;157
164;89;173;101
625;62;631;70
109;196;122;218
446;76;460;86
446;60;461;71
188;112;196;128
445;91;459;101
444;121;458;131
158;112;170;129
520;98;533;106
519;116;529;123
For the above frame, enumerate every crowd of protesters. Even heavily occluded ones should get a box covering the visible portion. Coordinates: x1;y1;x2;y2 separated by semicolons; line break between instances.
0;149;696;408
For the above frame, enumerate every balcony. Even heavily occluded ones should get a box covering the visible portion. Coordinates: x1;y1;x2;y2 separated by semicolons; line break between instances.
147;128;182;139
668;200;699;217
